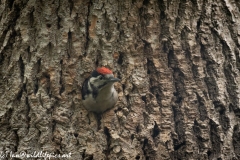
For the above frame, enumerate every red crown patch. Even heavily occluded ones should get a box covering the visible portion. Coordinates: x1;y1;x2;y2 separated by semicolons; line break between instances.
96;67;113;75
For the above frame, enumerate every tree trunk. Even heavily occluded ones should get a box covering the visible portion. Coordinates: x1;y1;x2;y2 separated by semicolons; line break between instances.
0;0;240;159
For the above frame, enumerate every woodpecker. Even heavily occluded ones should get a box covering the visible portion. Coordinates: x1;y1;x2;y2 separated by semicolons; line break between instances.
82;67;120;113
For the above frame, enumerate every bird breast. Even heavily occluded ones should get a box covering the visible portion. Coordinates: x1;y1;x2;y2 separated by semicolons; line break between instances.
83;85;118;113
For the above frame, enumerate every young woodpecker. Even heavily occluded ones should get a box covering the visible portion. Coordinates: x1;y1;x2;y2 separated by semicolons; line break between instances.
82;67;120;113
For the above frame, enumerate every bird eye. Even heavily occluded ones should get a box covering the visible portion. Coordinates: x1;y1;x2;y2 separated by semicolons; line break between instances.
99;76;103;80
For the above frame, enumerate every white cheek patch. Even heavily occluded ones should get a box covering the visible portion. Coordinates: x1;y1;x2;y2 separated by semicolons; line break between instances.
89;77;105;88
89;77;95;83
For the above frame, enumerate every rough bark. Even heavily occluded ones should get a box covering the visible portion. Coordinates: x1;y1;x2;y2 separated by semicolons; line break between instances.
0;0;240;159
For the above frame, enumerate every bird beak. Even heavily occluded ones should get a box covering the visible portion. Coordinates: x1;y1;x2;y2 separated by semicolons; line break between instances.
108;77;120;82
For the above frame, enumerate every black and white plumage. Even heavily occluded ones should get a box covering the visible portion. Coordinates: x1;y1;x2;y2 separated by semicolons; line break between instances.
82;67;120;113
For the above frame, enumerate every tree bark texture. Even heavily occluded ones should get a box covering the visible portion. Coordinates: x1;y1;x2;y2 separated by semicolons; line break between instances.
0;0;240;159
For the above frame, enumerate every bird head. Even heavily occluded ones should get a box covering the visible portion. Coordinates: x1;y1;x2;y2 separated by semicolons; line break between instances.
89;67;120;90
